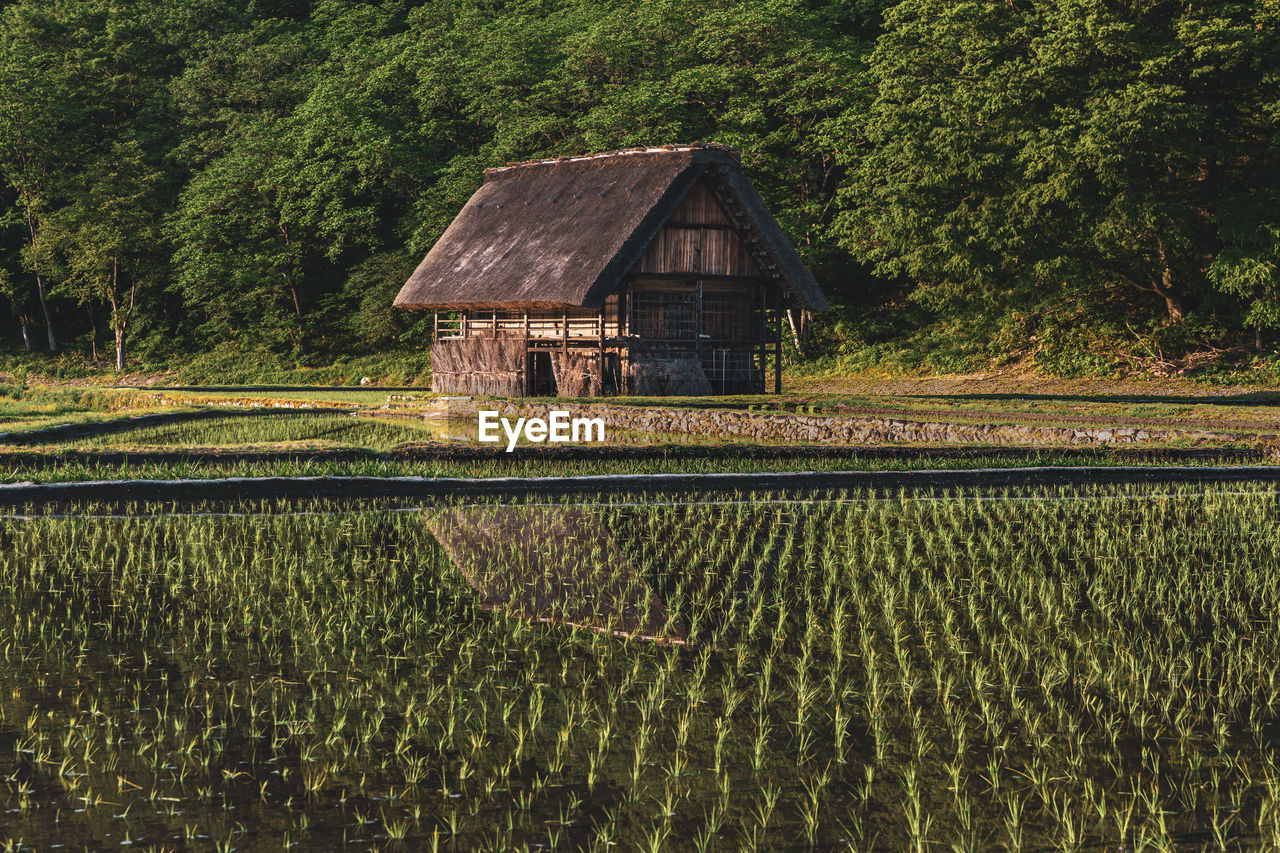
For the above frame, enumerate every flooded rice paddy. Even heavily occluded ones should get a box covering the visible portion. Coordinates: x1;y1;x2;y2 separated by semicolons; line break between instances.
6;409;772;452
4;486;1280;849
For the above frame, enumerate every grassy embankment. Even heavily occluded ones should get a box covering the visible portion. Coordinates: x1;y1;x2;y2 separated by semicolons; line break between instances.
2;381;1279;482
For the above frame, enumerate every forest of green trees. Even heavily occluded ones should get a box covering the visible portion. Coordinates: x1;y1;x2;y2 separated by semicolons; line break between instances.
1;0;1277;379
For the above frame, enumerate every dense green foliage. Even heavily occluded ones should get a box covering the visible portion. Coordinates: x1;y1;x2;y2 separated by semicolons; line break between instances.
833;0;1280;375
0;0;1276;377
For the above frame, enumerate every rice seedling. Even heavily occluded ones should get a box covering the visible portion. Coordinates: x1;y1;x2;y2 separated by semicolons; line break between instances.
2;483;1280;847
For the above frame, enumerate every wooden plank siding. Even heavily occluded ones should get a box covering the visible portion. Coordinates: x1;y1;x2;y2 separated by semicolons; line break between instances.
636;182;760;277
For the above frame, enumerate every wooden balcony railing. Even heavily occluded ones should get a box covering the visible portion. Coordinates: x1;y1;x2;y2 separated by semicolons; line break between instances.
435;313;621;342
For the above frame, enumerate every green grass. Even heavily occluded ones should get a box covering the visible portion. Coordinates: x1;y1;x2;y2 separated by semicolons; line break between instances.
3;486;1280;848
12;380;1280;444
1;385;1276;490
0;450;1267;484
583;391;1280;431
2;408;794;456
154;387;436;405
0;384;431;421
0;408;167;438
152;387;1280;439
0;347;434;388
0;387;181;435
54;412;439;452
171;349;433;386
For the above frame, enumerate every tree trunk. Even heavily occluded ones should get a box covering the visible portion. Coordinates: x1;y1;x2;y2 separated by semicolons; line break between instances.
34;276;56;351
1154;241;1185;324
110;259;128;373
785;309;804;356
1159;290;1184;324
278;225;303;317
87;302;97;362
19;316;31;352
1149;274;1184;324
23;207;57;351
1257;325;1264;352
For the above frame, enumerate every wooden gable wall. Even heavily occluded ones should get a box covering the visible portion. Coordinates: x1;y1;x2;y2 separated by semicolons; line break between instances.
634;181;761;278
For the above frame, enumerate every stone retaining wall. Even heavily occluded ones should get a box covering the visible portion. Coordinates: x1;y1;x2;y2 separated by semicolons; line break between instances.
440;399;1276;446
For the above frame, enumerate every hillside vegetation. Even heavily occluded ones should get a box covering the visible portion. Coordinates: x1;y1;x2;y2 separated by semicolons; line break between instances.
1;0;1277;381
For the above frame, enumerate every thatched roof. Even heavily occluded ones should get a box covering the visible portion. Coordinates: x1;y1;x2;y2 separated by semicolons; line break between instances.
394;143;827;311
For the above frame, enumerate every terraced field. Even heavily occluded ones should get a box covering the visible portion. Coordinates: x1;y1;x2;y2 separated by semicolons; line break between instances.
41;411;436;451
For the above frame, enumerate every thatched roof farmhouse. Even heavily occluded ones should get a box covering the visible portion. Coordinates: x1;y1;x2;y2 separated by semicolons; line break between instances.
395;143;825;396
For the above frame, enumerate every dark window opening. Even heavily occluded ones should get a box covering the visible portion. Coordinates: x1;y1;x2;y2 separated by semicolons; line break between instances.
602;353;622;395
529;351;556;396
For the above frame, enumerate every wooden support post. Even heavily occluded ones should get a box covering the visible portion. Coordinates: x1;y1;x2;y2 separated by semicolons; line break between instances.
774;302;783;395
523;311;531;396
598;308;606;395
562;309;569;354
695;279;704;362
758;284;767;394
493;310;499;339
623;281;631;337
433;310;439;343
621;282;632;395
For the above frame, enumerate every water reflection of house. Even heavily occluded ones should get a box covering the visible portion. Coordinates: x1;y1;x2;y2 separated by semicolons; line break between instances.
425;503;775;645
394;144;827;397
425;506;686;643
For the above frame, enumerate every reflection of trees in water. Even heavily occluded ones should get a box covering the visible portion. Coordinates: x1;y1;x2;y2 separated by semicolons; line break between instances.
425;503;812;645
